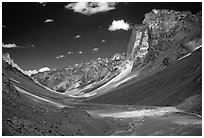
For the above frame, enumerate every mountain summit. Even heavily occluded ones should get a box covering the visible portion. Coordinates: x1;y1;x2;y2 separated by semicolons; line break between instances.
127;9;201;71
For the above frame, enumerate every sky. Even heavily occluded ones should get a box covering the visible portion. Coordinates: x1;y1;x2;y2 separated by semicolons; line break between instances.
2;2;202;71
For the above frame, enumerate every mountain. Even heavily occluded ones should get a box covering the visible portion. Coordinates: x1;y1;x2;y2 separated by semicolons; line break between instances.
2;60;112;136
3;53;51;76
2;9;202;136
31;53;127;93
126;9;201;73
86;48;201;109
32;9;201;98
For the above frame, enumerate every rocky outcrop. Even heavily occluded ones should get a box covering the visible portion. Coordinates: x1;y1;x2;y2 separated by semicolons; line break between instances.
127;9;202;72
2;53;26;75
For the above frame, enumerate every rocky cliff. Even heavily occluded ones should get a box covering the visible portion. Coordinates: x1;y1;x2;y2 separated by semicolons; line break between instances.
31;9;202;95
127;9;201;72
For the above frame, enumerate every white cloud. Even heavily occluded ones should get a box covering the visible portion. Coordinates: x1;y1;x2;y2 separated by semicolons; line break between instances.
39;67;51;72
67;51;73;54
74;35;81;39
65;2;117;15
78;51;82;54
26;44;35;48
39;2;46;6
3;52;50;76
2;43;19;48
56;55;65;59
25;67;50;76
108;20;131;31
24;70;38;76
101;40;105;43
92;47;99;53
44;19;54;23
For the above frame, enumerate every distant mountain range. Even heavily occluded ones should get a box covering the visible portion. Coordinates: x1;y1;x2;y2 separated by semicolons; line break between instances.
2;53;51;76
3;9;202;98
29;9;201;97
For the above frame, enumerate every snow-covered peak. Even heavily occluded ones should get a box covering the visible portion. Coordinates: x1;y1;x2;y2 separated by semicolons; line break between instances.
39;67;51;72
3;53;51;76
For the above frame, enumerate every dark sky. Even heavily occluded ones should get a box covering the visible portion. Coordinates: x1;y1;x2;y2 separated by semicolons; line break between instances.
2;2;202;71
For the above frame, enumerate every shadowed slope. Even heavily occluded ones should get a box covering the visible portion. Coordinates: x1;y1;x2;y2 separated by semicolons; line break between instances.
86;48;201;108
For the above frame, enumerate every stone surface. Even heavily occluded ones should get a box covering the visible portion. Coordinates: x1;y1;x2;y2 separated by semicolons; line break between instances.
127;9;202;71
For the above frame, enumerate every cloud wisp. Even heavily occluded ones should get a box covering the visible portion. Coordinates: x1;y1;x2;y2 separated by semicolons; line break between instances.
26;44;35;48
2;43;36;49
24;70;38;76
39;2;46;6
74;35;81;39
65;2;117;15
39;67;51;72
108;20;131;31
44;19;54;23
101;40;106;43
67;51;74;54
2;43;19;48
92;47;99;53
25;67;50;76
56;55;65;59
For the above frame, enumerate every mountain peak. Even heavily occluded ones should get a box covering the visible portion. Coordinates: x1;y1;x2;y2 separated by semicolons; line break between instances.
127;9;202;71
3;53;13;63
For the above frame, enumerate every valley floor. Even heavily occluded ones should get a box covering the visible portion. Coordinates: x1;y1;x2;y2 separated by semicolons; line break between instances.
2;48;202;136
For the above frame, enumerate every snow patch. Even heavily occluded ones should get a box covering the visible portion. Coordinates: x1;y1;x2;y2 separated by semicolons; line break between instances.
98;107;180;118
178;53;191;60
178;45;201;60
193;45;202;51
39;67;50;72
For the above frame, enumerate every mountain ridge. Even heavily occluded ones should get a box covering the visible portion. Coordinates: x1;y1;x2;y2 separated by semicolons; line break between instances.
30;9;201;98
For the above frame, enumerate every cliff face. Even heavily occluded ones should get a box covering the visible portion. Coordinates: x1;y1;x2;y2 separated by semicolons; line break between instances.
32;9;202;94
127;9;202;72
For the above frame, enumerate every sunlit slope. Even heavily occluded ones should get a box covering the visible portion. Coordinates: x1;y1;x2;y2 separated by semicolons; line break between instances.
86;48;201;106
